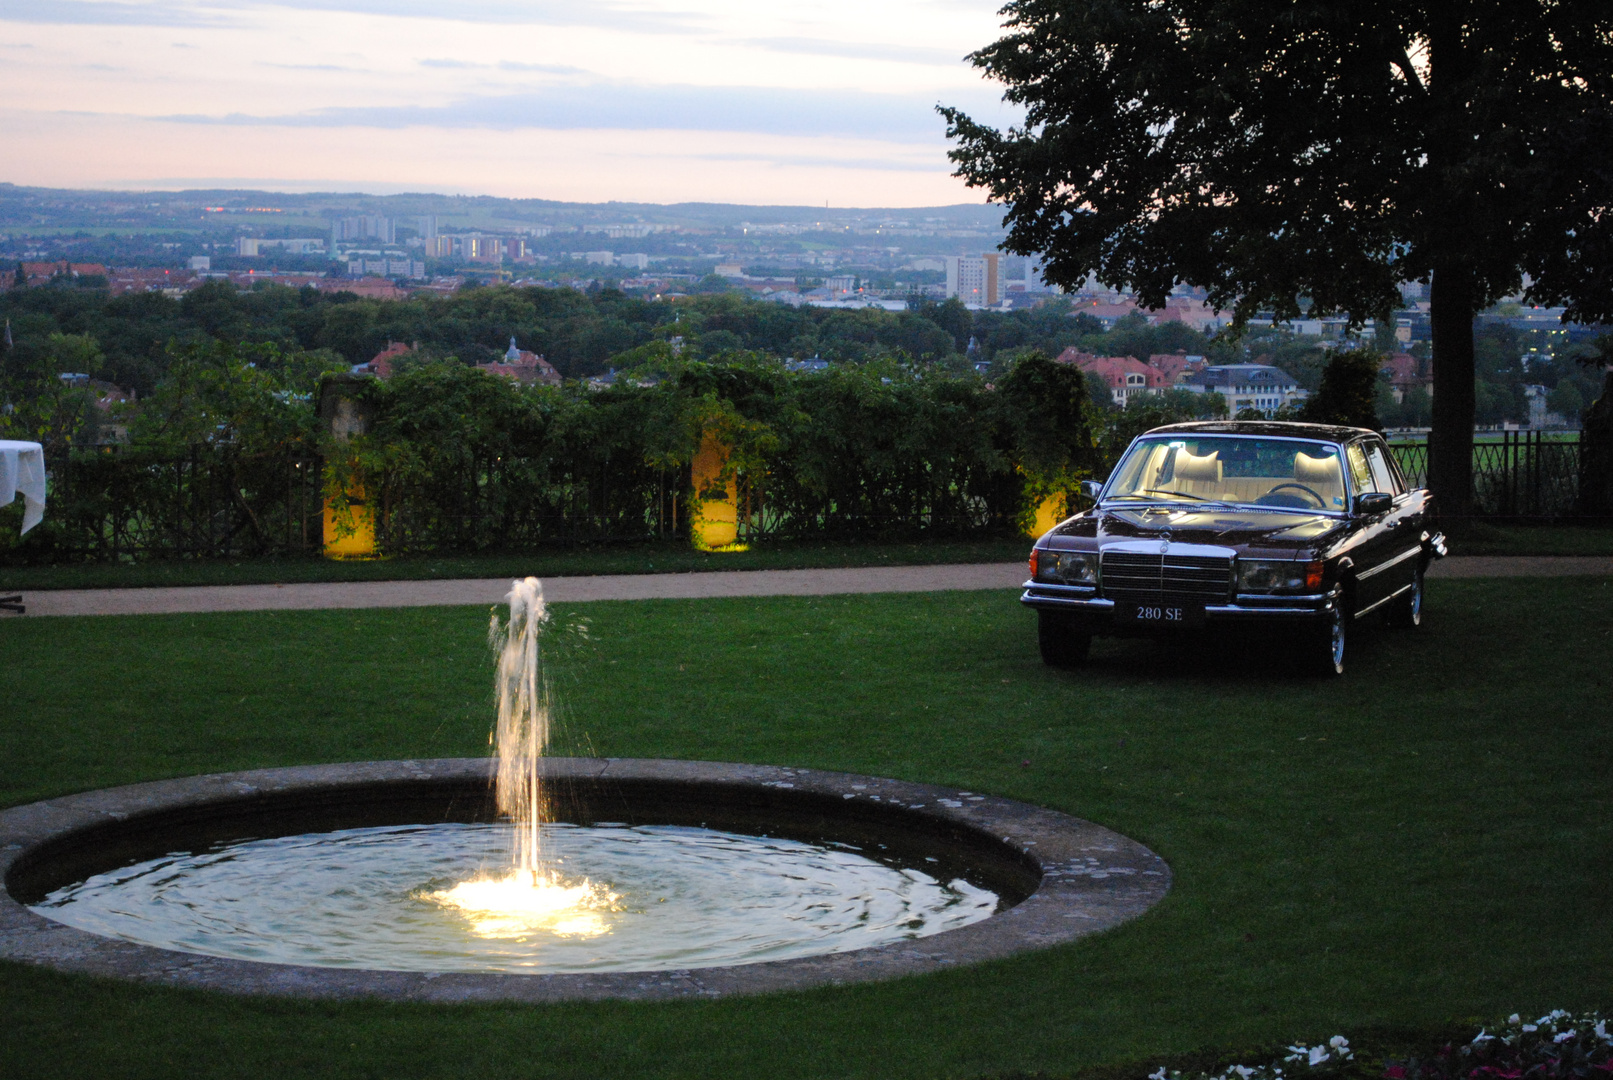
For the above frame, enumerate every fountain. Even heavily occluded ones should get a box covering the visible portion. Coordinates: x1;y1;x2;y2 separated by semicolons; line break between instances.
426;578;620;936
0;579;1171;1000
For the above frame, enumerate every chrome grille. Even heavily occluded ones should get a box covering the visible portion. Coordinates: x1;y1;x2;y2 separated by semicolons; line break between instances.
1100;551;1233;606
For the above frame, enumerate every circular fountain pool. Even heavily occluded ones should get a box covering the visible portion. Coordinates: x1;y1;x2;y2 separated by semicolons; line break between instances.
0;758;1170;1001
34;821;1000;973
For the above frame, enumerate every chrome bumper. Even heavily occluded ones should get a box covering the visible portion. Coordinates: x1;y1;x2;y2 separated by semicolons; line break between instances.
1019;581;1336;623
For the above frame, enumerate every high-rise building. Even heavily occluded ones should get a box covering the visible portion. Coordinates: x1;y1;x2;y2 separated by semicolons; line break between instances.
945;254;1001;306
465;236;504;263
415;216;438;240
329;215;395;246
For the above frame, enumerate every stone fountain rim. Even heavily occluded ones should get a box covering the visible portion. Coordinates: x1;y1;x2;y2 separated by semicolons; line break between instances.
0;757;1171;1003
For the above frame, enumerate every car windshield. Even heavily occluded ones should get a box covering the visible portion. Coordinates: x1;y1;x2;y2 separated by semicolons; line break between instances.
1106;436;1348;511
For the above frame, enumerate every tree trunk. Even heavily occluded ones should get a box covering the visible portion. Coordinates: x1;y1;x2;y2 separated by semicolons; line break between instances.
1429;263;1476;518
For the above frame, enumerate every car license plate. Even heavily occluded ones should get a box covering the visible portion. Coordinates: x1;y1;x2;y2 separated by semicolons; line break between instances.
1117;602;1204;626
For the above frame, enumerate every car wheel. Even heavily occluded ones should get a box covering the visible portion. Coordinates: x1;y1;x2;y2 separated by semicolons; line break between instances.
1308;601;1347;676
1389;563;1424;628
1037;610;1091;668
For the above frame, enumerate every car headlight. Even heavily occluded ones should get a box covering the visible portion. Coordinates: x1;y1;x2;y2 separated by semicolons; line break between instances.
1034;550;1098;585
1237;559;1323;594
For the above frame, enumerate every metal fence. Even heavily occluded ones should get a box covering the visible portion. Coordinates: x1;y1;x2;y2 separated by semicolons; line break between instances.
1390;431;1583;518
2;450;324;563
3;445;1026;564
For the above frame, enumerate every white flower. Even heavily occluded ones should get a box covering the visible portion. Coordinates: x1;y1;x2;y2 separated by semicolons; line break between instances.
1150;1068;1168;1080
1522;1025;1538;1033
1593;1020;1608;1041
1509;1015;1522;1026
1309;1047;1329;1067
1473;1031;1495;1044
1232;1065;1255;1078
1554;1031;1576;1044
1330;1037;1348;1049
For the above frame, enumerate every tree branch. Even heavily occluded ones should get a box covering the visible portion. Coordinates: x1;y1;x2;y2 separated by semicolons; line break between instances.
1391;46;1427;95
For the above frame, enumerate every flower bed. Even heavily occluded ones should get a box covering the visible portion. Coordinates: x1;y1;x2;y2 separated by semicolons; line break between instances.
1133;1013;1612;1080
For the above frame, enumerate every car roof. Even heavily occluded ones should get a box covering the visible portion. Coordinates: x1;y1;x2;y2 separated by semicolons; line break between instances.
1140;420;1375;443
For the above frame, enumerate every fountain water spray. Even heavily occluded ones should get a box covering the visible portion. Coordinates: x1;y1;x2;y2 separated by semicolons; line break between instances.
428;578;614;935
491;576;548;883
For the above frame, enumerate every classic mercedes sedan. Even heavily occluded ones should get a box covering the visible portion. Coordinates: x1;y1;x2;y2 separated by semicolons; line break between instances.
1021;421;1447;674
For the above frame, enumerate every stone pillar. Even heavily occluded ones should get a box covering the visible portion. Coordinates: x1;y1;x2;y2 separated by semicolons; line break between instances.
1578;368;1613;519
318;374;377;559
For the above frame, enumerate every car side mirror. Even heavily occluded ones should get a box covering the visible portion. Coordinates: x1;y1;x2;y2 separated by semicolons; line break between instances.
1081;479;1104;500
1353;491;1392;516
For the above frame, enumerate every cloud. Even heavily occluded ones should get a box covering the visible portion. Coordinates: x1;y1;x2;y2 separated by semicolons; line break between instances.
686;150;942;173
259;61;360;71
153;82;997;142
419;58;590;75
741;37;965;67
243;0;703;33
0;1;234;27
498;61;588;75
0;0;704;31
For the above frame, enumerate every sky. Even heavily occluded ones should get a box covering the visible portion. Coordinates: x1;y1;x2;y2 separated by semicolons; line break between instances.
0;0;1021;206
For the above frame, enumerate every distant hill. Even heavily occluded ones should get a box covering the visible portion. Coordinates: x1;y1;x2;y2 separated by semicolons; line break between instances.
0;183;1004;236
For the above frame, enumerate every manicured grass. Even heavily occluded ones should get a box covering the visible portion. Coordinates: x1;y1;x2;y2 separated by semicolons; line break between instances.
1442;520;1613;557
2;580;1610;1079
0;537;1032;591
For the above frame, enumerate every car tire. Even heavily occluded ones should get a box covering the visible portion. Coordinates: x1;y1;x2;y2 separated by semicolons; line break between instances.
1307;600;1347;676
1037;610;1091;668
1389;563;1424;628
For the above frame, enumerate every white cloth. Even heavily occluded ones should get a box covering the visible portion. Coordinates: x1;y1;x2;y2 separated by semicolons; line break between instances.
0;440;46;535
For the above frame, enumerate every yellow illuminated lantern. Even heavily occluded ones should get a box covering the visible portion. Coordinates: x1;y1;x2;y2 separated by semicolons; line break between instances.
690;431;745;551
319;375;378;560
1028;489;1069;538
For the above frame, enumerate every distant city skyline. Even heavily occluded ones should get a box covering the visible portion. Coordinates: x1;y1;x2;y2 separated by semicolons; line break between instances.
0;0;1019;205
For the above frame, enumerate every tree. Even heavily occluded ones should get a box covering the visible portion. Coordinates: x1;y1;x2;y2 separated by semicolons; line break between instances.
942;2;1613;515
1301;351;1383;431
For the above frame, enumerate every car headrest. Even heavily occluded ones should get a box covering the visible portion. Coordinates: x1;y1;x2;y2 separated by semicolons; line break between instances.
1175;450;1221;482
1294;451;1337;483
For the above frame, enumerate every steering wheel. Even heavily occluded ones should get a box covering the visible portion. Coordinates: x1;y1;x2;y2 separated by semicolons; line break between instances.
1260;482;1327;508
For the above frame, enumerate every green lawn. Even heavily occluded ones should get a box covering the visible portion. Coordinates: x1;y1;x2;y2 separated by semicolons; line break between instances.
1439;521;1613;557
2;580;1610;1080
0;537;1032;591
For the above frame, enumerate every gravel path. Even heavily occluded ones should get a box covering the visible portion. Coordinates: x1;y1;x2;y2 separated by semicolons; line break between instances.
5;556;1608;618
11;563;1029;617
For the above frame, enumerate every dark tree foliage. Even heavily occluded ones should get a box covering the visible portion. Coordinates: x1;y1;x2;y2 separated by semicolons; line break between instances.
1300;351;1383;432
1576;336;1613;518
992;350;1096;480
941;1;1613;514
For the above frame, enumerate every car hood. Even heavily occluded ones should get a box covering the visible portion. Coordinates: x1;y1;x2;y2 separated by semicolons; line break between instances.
1049;504;1345;554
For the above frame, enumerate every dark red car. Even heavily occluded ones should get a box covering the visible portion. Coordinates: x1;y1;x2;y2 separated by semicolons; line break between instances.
1021;421;1447;674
